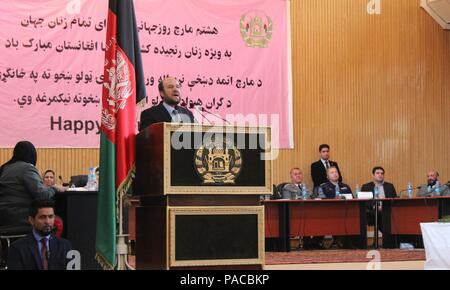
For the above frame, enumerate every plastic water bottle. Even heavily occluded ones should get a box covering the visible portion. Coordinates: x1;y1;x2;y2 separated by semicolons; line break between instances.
407;182;413;198
317;186;325;199
374;186;379;199
87;167;97;191
435;181;441;196
301;184;309;200
355;184;360;197
335;185;341;199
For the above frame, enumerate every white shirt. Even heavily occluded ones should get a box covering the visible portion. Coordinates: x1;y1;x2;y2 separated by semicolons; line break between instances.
321;159;331;169
162;101;181;122
374;182;386;198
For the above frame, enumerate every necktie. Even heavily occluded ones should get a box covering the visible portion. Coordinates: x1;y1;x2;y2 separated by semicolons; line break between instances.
40;238;48;270
172;109;180;122
326;161;330;168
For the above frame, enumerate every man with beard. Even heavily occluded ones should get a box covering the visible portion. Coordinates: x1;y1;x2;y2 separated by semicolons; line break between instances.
7;199;72;270
417;170;449;197
139;76;196;131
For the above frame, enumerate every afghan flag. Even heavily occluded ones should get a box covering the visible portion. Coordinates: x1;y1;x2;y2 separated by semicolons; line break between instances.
96;0;146;270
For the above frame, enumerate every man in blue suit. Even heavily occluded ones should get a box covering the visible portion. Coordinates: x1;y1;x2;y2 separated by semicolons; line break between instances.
7;199;72;270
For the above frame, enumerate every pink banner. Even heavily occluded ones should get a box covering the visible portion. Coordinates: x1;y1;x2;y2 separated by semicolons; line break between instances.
0;0;292;148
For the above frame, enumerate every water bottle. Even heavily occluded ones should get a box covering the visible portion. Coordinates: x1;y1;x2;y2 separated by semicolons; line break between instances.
374;186;379;199
435;181;441;196
355;184;360;197
301;184;308;200
407;182;413;198
317;186;325;199
87;167;97;191
335;185;341;199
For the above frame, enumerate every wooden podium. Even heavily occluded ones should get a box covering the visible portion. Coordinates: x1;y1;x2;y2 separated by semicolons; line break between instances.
134;123;272;270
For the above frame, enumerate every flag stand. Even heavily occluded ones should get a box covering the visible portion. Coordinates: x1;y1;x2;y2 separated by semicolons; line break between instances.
116;193;134;270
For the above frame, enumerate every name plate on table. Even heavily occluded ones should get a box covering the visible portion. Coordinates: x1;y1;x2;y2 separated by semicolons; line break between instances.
357;192;374;199
342;194;354;200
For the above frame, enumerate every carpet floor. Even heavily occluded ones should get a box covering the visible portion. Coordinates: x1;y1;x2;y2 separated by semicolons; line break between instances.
265;249;426;265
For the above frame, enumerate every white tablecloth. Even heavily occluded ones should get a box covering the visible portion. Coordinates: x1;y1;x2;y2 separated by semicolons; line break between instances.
421;223;450;270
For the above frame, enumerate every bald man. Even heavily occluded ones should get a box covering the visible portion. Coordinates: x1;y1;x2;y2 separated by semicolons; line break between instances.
281;168;311;200
417;170;449;197
139;77;195;131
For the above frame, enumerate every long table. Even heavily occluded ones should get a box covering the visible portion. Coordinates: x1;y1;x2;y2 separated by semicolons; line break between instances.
264;199;368;252
382;197;450;248
265;197;450;252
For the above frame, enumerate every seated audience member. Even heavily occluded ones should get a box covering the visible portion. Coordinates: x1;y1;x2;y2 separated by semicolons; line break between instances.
7;199;72;270
0;141;66;236
42;170;56;187
361;167;397;242
417;170;449;197
282;168;312;199
319;167;352;199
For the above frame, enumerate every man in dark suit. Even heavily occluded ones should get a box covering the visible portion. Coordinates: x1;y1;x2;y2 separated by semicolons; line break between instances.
361;166;397;240
319;167;352;199
139;76;195;131
7;199;72;270
311;144;343;190
361;166;397;198
317;167;353;249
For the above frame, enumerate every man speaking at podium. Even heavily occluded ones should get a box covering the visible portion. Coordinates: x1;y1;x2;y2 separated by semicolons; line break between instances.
139;77;195;131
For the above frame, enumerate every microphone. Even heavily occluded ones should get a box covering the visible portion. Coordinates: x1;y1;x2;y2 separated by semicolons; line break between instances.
197;106;230;125
398;185;420;198
59;175;69;187
194;106;213;125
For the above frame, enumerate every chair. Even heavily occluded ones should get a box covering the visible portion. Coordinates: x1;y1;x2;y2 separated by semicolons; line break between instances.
69;175;88;187
274;183;289;200
0;233;26;270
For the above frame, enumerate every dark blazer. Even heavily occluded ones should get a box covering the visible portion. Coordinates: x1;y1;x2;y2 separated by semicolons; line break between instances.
361;181;397;198
139;102;195;131
7;233;72;270
320;182;352;199
311;160;343;188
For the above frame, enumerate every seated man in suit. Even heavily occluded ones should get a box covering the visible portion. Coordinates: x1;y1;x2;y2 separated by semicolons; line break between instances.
320;167;354;248
281;168;321;249
311;144;343;193
319;167;352;199
139;76;195;131
7;199;72;270
361;166;397;242
281;168;312;200
417;170;450;197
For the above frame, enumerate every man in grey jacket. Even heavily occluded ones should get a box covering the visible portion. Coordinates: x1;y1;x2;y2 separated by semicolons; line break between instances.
417;170;449;197
282;167;312;200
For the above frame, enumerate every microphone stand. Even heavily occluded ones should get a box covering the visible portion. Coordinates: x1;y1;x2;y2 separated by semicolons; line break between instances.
194;106;213;125
374;196;379;249
59;175;69;187
199;106;230;125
